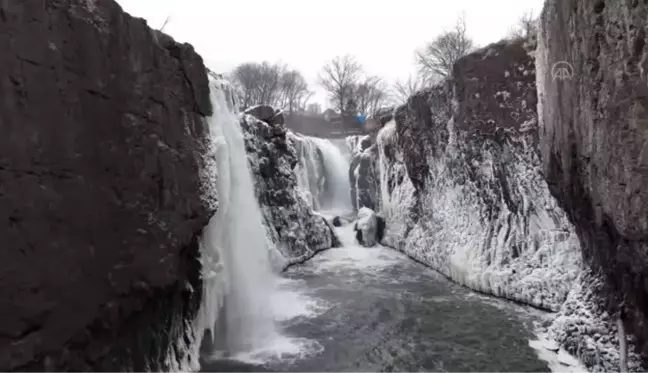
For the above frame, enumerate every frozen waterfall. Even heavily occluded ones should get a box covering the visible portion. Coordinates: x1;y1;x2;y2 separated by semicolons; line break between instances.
195;79;280;359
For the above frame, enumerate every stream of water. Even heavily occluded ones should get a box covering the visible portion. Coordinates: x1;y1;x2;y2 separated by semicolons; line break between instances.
201;223;587;372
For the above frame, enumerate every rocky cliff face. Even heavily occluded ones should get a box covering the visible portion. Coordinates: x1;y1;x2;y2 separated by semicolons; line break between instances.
538;0;648;367
374;39;582;311
0;0;214;370
239;114;338;269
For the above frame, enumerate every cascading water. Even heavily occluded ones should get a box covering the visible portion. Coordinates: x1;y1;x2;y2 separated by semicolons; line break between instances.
292;135;353;216
308;137;352;214
292;134;325;210
198;79;280;357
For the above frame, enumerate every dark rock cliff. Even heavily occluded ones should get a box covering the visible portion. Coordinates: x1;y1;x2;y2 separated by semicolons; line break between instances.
538;0;648;367
240;114;338;269
374;39;582;311
0;0;214;370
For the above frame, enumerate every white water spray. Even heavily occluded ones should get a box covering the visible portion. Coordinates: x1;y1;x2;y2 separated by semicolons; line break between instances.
200;79;280;356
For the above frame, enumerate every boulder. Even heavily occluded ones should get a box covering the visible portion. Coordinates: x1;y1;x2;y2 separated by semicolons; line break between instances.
244;105;276;123
354;207;385;247
332;216;343;227
0;0;214;370
269;111;285;126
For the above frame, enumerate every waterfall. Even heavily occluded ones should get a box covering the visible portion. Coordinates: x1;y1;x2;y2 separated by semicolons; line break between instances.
292;133;325;210
292;135;353;215
196;79;280;358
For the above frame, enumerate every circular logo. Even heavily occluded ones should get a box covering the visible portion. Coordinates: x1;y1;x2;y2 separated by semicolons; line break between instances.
551;61;574;81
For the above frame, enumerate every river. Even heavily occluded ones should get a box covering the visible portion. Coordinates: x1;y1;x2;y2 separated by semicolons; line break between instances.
201;223;584;372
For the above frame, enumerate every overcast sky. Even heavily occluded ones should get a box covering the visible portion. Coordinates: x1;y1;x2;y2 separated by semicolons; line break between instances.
116;0;545;108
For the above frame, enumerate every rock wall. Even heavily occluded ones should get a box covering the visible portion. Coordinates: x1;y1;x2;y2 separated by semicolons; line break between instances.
375;39;582;311
240;114;338;269
0;0;214;371
538;0;648;367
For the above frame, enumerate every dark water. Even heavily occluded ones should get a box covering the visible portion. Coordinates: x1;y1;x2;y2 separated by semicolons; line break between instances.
202;236;550;372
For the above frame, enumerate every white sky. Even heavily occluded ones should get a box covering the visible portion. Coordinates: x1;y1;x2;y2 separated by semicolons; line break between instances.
115;0;545;108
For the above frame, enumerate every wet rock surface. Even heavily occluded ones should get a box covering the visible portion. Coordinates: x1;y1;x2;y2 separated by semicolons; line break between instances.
0;0;214;370
240;114;338;269
538;0;648;368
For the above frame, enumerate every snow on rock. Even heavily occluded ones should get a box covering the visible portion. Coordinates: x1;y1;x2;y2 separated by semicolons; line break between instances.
354;207;385;247
374;39;582;312
543;272;643;372
238;114;338;269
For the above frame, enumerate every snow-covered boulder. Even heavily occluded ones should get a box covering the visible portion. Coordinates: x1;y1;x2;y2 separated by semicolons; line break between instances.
354;207;385;247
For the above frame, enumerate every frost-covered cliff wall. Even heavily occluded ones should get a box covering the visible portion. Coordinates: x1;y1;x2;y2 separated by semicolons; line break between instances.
538;0;648;368
376;39;582;311
0;0;214;370
239;113;338;269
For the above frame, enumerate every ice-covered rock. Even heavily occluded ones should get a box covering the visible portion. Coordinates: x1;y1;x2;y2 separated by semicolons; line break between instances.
545;272;643;372
374;39;582;311
244;105;276;123
354;207;385;247
239;115;338;269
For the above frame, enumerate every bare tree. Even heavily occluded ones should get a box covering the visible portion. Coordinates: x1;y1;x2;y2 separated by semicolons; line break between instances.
507;10;538;40
230;61;288;109
392;75;423;104
350;76;389;117
159;16;171;32
255;61;283;106
231;62;261;108
278;69;311;114
415;14;475;83
318;55;363;114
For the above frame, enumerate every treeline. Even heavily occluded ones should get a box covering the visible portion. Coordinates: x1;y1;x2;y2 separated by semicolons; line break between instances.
228;11;537;115
228;58;392;118
229;62;313;114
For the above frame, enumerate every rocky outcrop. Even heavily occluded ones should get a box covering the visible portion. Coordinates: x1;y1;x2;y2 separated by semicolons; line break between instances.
0;0;214;371
239;114;338;269
376;39;582;311
538;0;648;368
348;135;380;211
